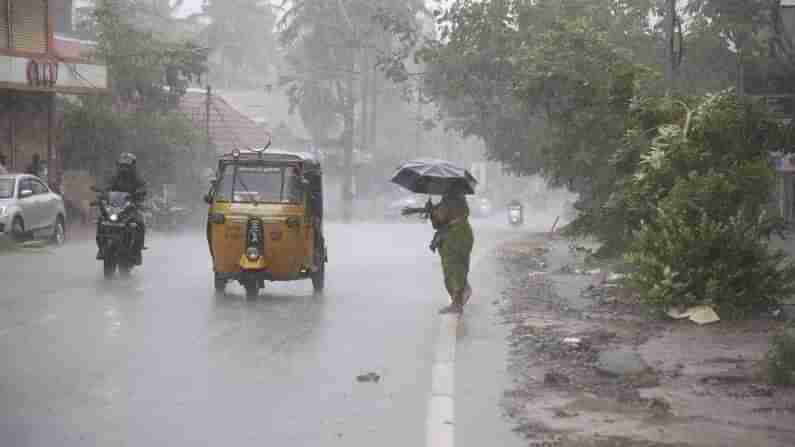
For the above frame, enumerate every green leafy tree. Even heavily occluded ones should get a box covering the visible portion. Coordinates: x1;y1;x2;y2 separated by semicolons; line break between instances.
92;0;207;105
623;90;795;317
201;0;278;87
419;0;656;210
278;0;424;221
683;0;795;94
63;1;208;192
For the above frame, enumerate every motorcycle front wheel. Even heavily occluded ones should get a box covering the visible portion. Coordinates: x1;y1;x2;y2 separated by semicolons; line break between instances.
103;257;117;279
118;260;133;278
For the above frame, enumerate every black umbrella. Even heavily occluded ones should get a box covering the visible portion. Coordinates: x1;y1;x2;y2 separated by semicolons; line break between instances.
390;158;478;195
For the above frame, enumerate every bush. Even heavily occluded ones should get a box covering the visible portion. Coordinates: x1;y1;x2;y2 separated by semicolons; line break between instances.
767;327;795;386
616;90;795;318
626;163;795;318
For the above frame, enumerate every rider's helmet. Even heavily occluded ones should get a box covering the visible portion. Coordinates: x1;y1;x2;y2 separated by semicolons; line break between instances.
117;152;137;175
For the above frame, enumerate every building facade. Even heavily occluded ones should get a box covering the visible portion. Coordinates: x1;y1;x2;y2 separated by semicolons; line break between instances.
0;0;106;188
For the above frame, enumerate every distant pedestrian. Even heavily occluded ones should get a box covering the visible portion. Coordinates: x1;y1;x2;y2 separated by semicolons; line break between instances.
26;153;43;177
0;153;7;174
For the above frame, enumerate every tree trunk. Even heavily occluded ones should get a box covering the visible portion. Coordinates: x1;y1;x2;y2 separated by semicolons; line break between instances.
414;83;422;159
664;0;677;93
737;49;746;99
369;54;378;152
360;49;369;152
342;57;355;223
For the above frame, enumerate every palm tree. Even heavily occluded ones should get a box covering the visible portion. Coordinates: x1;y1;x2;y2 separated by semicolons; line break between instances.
278;0;425;221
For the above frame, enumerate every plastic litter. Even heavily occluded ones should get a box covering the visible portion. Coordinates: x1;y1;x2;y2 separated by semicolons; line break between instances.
607;273;625;282
667;305;720;325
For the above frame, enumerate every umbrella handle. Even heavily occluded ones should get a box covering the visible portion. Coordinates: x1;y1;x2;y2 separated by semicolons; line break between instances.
401;205;431;217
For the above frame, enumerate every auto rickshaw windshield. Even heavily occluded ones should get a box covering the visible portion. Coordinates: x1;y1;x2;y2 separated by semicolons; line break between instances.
215;163;303;204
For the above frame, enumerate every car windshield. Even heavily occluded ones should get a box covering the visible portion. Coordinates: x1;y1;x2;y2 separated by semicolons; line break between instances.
215;164;303;204
0;179;13;199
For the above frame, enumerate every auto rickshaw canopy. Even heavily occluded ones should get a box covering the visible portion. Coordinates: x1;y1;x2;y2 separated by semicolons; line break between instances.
217;148;321;173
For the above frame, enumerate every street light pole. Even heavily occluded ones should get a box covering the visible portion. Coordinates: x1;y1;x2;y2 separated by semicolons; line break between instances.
205;85;212;158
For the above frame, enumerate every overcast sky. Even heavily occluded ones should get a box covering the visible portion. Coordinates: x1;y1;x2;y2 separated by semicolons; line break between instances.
174;0;203;17
175;0;449;18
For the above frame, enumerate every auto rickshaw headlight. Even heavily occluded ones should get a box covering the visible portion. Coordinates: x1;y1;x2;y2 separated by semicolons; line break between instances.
110;214;119;222
246;246;260;260
286;217;300;228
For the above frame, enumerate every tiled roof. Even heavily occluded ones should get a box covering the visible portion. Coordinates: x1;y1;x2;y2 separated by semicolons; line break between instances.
177;91;272;153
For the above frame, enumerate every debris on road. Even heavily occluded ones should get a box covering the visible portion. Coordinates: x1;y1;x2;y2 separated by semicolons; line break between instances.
595;349;650;377
496;235;795;446
553;409;578;418
607;273;625;282
667;305;721;325
544;371;570;386
356;372;381;383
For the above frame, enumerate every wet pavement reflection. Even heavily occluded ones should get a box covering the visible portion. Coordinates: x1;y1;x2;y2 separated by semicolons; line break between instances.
0;222;492;446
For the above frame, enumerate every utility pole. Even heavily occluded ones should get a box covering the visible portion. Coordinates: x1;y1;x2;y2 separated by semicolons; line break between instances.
47;93;56;190
205;85;212;156
414;82;422;159
342;59;355;222
369;60;377;153
360;48;369;152
445;130;453;161
336;0;356;223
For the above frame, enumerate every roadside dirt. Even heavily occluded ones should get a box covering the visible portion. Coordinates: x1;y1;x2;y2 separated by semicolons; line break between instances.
493;235;795;447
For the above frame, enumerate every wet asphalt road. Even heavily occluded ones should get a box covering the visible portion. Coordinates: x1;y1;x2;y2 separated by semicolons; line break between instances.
0;221;518;446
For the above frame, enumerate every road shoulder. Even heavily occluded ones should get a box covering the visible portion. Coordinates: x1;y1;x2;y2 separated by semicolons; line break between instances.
495;234;795;447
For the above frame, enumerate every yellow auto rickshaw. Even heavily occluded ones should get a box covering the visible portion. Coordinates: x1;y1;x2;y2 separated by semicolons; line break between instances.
204;148;327;298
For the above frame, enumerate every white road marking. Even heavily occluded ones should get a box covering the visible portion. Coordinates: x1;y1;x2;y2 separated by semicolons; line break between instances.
426;251;488;447
427;314;458;447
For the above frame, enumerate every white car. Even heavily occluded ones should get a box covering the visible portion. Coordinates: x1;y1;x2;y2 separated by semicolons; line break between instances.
0;174;66;245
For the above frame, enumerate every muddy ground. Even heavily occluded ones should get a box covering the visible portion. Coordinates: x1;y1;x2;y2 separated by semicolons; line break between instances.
493;235;795;447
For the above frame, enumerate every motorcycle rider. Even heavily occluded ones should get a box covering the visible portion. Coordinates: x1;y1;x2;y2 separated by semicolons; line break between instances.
96;152;147;264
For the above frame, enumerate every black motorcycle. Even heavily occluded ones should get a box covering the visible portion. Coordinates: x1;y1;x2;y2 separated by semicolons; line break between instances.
94;188;144;279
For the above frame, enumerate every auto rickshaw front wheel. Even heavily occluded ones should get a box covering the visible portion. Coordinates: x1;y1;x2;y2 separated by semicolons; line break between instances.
244;279;259;299
214;277;227;295
311;263;325;294
103;258;116;279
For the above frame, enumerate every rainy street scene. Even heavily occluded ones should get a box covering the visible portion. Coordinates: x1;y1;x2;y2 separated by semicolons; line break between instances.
3;1;795;446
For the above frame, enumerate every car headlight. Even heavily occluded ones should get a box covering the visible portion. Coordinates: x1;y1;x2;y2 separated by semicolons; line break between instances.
246;247;260;260
110;214;119;222
0;206;6;216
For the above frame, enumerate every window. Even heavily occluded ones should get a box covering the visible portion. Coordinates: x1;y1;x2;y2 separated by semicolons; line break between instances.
18;178;32;197
0;178;13;199
8;0;47;53
0;0;8;49
215;164;304;204
31;179;47;194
